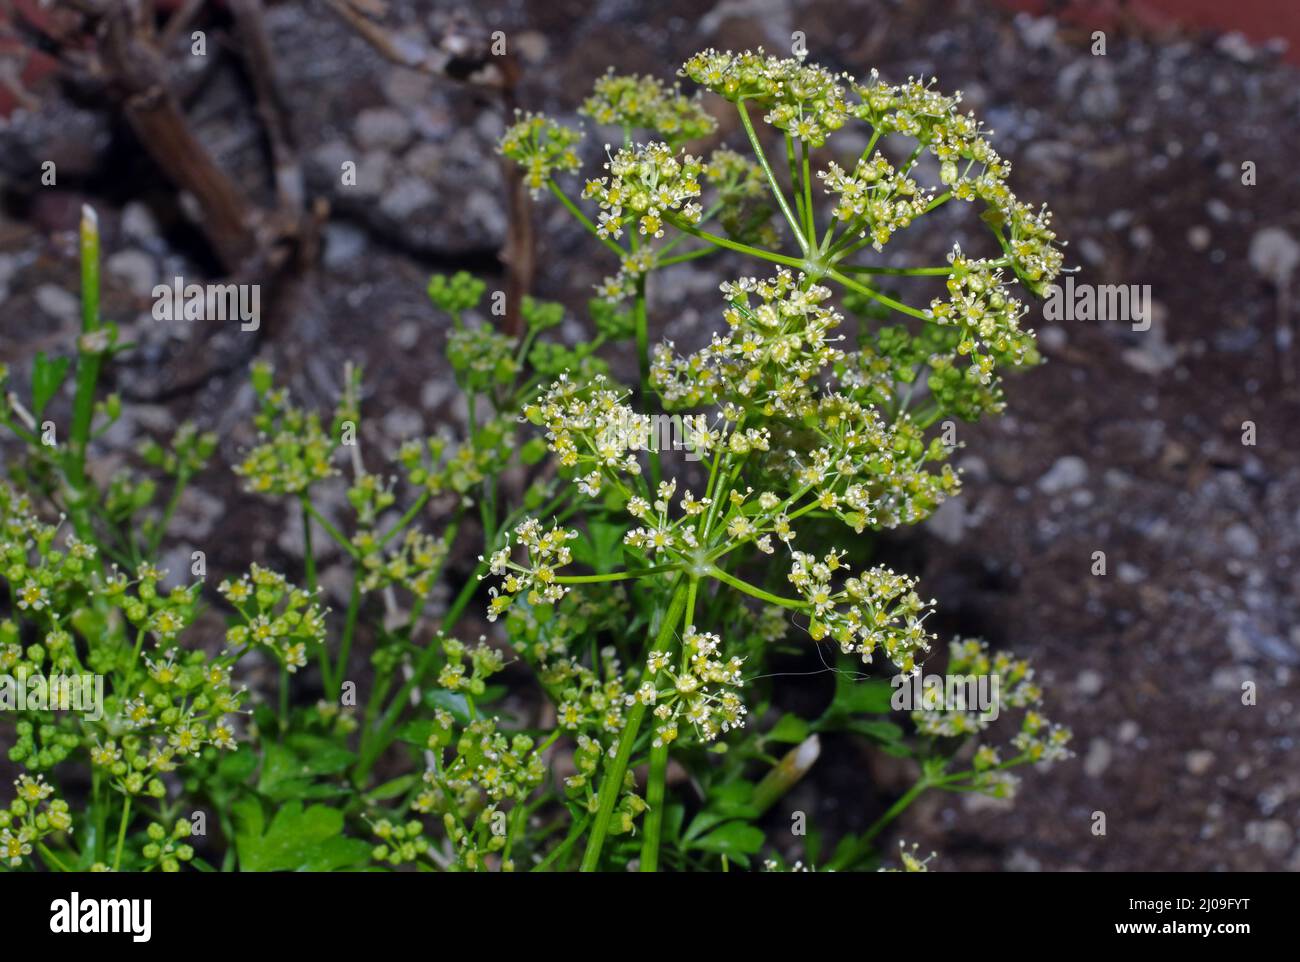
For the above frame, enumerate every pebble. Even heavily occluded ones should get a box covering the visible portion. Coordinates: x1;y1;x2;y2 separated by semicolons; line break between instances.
380;177;435;220
1223;522;1260;558
1083;738;1112;777
1244;819;1294;855
1249;227;1299;283
34;283;80;324
354;107;414;152
106;249;157;298
1037;455;1088;494
1185;750;1215;776
1076;669;1104;696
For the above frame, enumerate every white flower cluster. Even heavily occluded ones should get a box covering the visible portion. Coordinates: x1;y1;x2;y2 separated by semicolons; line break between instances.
639;625;746;745
787;551;935;672
483;518;579;621
582;141;704;241
652;269;844;416
818;151;933;251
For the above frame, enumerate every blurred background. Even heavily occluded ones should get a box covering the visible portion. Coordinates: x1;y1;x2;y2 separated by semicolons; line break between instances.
1;0;1298;870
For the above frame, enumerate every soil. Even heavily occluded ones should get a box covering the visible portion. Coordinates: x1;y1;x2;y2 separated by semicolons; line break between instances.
1;0;1297;870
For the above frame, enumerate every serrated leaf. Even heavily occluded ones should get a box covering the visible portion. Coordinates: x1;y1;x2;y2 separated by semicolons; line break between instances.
233;799;370;872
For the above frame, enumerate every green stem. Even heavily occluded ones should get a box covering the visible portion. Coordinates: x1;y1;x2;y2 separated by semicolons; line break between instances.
533;816;591;872
707;566;805;609
555;564;677;584
640;576;697;872
147;471;189;557
331;579;362;697
737;100;807;254
664;218;807;268
581;581;688;871
547;180;626;257
38;843;71;872
800;138;815;243
827;777;930;870
112;795;131;871
378;490;430;547
65;206;104;544
826;268;930;321
656;247;716;267
302;500;357;558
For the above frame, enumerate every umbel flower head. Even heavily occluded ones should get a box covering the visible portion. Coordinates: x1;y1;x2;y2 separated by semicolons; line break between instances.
580;69;716;143
911;637;1073;798
582;141;705;241
787;552;934;673
482;518;579;621
680;48;851;146
639;625;747;747
498;111;584;196
652;268;844;417
219;564;328;673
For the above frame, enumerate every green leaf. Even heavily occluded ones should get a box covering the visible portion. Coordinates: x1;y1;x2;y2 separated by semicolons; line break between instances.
217;745;258;783
520;437;548;465
365;774;417;803
571;518;625;574
422;688;472;725
233;799;371;872
767;713;810;744
690;821;765;857
818;675;894;727
256;737;355;801
31;352;71;419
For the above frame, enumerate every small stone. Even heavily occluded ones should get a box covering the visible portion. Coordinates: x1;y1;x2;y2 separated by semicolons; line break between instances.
121;201;162;245
34;284;80;324
1249;227;1299;283
1037;455;1088;494
1004;848;1042;872
106;249;157;298
1223;523;1260;558
925;497;966;545
322;222;368;268
1076;669;1104;697
1245;819;1294;855
1185;750;1215;776
1083;739;1112;777
1038;325;1068;352
1116;562;1146;585
354;107;414;152
1187;226;1211;251
380;177;435;220
1117;720;1140;743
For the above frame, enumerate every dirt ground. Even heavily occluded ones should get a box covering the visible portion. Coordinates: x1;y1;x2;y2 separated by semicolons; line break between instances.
2;0;1298;870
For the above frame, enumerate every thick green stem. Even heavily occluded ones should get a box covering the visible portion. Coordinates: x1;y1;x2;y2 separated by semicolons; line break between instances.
65;206;104;543
581;581;688;871
640;576;697;872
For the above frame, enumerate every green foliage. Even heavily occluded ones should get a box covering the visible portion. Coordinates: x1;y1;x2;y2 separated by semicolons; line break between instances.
0;50;1072;875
